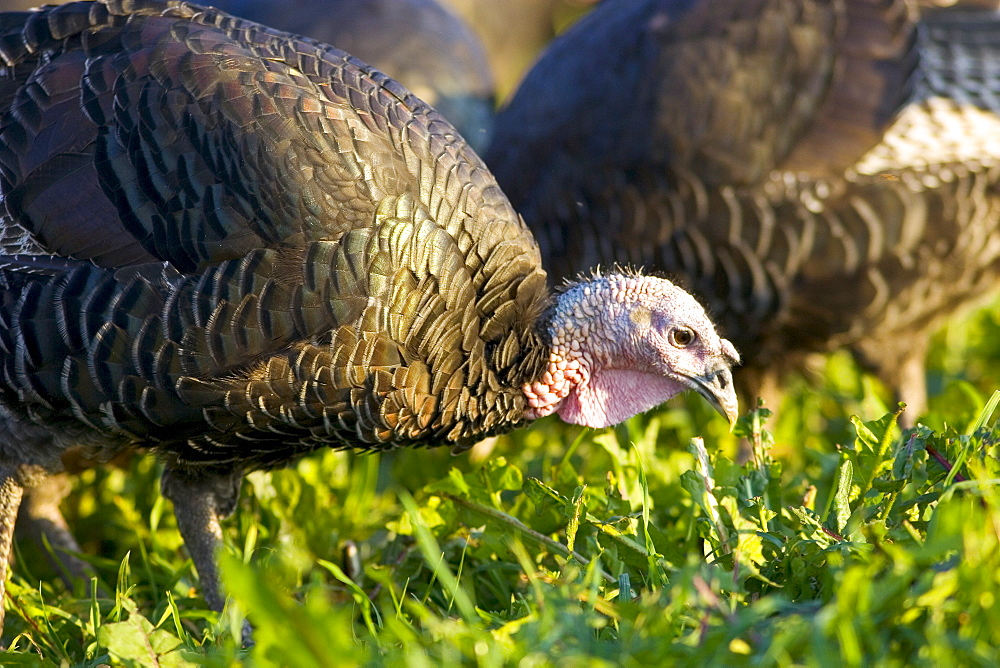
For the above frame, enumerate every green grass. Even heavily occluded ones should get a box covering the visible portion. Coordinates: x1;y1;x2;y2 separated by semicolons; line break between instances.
3;301;1000;666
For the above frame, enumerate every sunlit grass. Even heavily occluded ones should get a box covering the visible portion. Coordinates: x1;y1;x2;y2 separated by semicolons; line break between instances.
2;300;1000;665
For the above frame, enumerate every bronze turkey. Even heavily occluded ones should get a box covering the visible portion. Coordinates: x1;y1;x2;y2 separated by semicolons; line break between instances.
486;0;1000;425
0;0;739;634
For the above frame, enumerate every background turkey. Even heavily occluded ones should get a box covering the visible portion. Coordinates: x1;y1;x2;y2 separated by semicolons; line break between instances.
2;0;497;586
207;0;496;152
485;0;1000;427
437;0;599;102
0;0;739;636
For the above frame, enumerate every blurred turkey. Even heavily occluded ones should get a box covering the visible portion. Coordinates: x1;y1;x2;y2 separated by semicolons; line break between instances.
486;0;1000;426
438;0;600;102
0;0;739;634
207;0;495;152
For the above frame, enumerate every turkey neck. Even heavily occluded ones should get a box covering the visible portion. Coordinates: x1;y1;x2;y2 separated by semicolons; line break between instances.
0;0;556;467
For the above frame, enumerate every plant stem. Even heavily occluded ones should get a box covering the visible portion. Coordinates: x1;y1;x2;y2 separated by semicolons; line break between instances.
926;444;967;483
440;493;616;584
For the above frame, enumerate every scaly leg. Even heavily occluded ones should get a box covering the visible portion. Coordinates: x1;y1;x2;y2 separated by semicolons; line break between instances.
18;445;137;591
893;353;928;431
0;464;49;640
0;465;25;639
857;338;929;431
17;472;95;588
160;467;243;614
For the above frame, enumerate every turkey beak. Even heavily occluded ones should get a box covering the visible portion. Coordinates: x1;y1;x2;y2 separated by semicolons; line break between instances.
690;366;739;426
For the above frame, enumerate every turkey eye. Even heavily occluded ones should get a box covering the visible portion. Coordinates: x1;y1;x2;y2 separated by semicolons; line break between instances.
670;327;696;348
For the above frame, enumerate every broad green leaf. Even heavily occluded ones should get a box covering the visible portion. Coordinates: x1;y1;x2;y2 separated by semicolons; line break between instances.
98;616;196;668
523;477;571;515
831;459;853;534
566;485;587;553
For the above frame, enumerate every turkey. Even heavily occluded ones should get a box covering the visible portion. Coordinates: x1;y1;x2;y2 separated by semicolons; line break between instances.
0;0;739;635
207;0;496;152
3;0;496;585
485;0;1000;426
438;0;600;102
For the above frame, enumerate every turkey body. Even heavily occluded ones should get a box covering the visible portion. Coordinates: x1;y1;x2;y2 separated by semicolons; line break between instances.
0;0;739;634
207;0;496;152
486;0;1000;423
438;0;599;102
0;0;542;468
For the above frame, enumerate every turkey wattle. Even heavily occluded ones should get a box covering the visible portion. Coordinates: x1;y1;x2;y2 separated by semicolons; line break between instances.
0;0;738;634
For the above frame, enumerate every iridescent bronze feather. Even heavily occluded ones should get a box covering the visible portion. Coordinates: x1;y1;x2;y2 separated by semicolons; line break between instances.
486;0;1000;425
0;0;738;637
